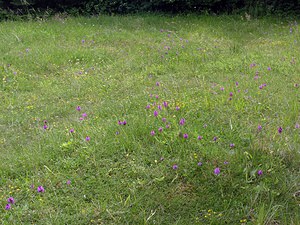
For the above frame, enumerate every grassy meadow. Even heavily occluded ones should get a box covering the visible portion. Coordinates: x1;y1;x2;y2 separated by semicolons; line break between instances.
0;14;299;224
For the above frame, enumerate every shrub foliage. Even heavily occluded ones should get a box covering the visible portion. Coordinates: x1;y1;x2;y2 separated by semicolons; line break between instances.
0;0;300;14
0;0;299;17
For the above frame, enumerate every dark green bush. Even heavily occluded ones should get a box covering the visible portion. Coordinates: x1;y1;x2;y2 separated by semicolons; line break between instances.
0;0;299;18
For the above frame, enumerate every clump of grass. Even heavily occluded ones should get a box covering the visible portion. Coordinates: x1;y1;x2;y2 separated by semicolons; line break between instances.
0;15;299;224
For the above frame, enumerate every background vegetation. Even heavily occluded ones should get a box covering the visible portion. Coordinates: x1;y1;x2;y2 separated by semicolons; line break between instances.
0;0;300;19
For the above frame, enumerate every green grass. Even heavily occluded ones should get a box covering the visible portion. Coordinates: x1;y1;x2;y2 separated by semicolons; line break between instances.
0;14;299;224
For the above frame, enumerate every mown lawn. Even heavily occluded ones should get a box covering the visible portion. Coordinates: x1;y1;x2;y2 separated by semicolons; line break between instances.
0;14;299;224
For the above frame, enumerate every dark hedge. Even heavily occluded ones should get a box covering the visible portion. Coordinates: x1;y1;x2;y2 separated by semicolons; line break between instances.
1;0;300;16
